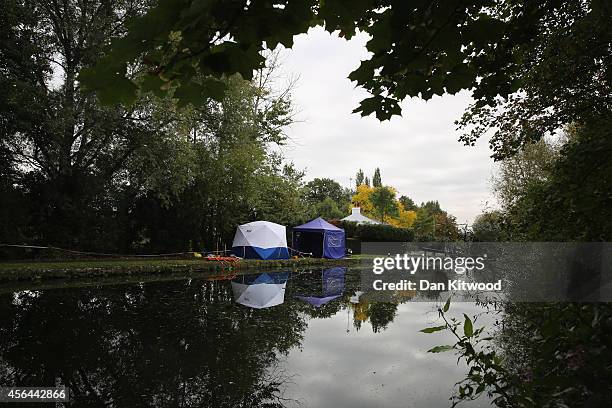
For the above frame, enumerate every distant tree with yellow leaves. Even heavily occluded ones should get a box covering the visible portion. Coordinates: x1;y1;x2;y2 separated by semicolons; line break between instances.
390;207;417;228
351;184;417;228
350;178;452;232
351;184;375;214
370;186;399;221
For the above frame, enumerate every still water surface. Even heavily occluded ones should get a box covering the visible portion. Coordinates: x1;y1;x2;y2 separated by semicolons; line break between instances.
0;267;488;407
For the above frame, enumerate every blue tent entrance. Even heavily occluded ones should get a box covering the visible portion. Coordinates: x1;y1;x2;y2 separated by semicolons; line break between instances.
292;217;345;259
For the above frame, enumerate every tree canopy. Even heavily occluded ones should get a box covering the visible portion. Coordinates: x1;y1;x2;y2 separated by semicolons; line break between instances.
78;0;611;158
0;0;306;252
372;167;382;187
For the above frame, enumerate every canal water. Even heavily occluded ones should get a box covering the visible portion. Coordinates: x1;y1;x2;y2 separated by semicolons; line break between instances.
0;267;489;407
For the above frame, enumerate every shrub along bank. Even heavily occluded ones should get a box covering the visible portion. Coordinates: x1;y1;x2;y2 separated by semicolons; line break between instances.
334;221;415;241
0;257;360;283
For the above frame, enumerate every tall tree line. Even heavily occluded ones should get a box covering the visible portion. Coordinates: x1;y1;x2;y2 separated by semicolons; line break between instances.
0;0;305;254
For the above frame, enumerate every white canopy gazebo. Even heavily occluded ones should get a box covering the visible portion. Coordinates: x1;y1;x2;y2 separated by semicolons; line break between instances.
341;207;382;225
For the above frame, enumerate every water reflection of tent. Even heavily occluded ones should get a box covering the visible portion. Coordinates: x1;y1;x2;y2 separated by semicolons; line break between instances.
296;267;346;307
231;272;289;309
292;217;345;259
232;221;289;260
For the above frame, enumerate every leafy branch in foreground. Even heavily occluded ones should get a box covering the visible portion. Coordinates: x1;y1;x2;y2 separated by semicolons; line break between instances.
420;298;530;408
78;0;611;137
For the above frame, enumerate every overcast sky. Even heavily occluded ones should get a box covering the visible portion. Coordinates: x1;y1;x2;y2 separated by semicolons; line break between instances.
274;27;497;224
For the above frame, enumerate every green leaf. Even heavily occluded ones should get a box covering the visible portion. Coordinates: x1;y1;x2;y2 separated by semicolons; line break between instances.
91;75;138;106
173;77;228;107
352;96;380;117
419;325;447;334
464;16;506;44
201;77;228;102
427;345;454;353
443;297;451;312
108;0;182;62
140;75;167;98
348;59;376;86
463;314;473;338
476;383;486;395
366;14;392;53
376;97;402;121
174;82;205;107
353;95;402;120
79;59;137;106
444;64;476;94
200;42;265;80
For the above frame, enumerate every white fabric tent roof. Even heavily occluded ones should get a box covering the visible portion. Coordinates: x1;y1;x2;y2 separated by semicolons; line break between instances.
341;207;382;224
232;221;287;249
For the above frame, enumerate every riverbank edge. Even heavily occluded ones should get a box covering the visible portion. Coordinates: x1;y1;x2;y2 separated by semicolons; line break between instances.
0;257;362;283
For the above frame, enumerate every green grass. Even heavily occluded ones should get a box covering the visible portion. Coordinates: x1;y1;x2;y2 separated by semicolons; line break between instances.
0;257;360;283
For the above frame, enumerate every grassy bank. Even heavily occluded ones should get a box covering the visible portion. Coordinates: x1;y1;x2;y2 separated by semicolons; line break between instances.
0;257;362;283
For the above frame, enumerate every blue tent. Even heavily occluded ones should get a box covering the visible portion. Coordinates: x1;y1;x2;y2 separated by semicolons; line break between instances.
293;217;345;259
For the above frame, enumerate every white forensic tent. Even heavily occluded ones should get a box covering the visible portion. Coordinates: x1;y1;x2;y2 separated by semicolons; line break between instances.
231;221;289;260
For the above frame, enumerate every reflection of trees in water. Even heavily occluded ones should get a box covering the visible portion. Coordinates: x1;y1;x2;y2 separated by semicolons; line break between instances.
368;303;398;333
0;279;307;407
0;268;436;407
289;269;398;333
349;299;398;333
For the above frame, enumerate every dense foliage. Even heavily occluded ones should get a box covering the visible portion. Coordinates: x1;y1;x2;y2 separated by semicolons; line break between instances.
0;0;311;254
336;221;414;242
348;169;459;238
79;0;610;158
3;0;462;256
301;178;352;220
501;120;612;241
453;110;612;406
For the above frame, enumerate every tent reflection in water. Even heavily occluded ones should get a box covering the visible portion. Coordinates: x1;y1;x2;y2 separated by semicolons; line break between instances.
231;221;289;260
296;267;346;307
292;217;345;259
231;272;289;309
